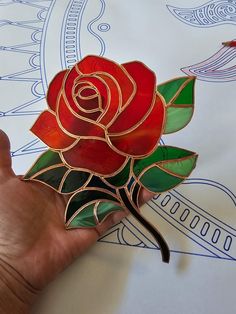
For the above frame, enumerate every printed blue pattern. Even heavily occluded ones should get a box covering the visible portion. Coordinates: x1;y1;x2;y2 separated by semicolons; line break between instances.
0;0;235;260
167;0;236;27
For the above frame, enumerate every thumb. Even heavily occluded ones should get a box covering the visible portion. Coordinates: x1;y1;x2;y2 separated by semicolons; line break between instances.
0;130;13;173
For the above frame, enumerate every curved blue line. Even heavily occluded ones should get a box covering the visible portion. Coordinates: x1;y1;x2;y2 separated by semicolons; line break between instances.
78;0;88;59
183;178;236;206
172;188;236;234
167;0;236;28
86;0;106;56
60;0;72;68
40;0;56;91
60;0;88;67
149;201;221;258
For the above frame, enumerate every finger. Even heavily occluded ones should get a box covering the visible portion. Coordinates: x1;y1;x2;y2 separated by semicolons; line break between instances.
66;210;127;257
0;130;13;173
95;210;128;237
139;188;155;206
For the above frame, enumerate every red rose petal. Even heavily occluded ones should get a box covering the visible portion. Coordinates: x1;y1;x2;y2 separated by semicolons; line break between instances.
31;111;75;149
78;76;108;111
57;93;105;138
96;73;121;126
62;138;127;176
77;55;135;107
64;66;81;113
76;74;121;124
108;61;156;134
47;70;69;112
109;95;165;157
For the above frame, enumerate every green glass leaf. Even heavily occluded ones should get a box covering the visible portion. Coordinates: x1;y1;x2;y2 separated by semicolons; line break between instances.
97;202;123;223
104;159;131;187
68;203;97;228
160;156;197;177
134;146;198;193
33;166;68;190
24;150;62;179
65;189;119;223
60;170;90;194
174;78;195;105
157;76;196;134
133;146;197;177
87;176;116;193
157;77;188;104
67;200;123;229
140;166;183;193
164;107;193;133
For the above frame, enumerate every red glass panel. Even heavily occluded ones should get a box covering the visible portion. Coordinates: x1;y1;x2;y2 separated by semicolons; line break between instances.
57;94;105;138
77;55;135;107
108;61;156;134
47;70;69;111
31;111;75;149
62;139;127;175
64;66;81;113
78;76;108;111
109;95;164;156
96;73;121;125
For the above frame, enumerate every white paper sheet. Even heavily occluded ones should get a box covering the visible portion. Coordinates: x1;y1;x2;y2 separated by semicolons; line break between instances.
1;1;236;313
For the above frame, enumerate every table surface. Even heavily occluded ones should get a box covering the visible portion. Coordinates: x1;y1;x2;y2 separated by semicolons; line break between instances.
0;1;236;313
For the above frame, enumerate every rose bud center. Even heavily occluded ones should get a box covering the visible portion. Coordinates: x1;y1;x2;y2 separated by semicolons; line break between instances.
74;83;102;114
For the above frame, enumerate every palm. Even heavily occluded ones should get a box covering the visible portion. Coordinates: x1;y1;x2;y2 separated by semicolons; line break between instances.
0;131;129;290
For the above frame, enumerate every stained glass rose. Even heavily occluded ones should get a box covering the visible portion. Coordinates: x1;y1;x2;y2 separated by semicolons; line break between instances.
32;56;165;176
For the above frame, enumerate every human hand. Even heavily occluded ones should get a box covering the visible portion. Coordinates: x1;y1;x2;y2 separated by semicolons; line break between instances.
0;130;152;313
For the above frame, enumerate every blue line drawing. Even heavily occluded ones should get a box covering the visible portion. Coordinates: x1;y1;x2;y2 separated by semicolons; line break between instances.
181;44;236;82
86;0;108;56
61;0;110;69
0;0;53;160
101;178;236;260
167;0;236;27
183;178;236;207
1;0;235;260
11;139;46;157
60;0;88;69
0;0;52;117
150;187;236;260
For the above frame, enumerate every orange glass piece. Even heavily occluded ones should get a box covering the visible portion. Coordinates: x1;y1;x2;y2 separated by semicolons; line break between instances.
31;111;75;149
109;95;165;156
47;70;69;111
108;61;156;134
62;138;127;176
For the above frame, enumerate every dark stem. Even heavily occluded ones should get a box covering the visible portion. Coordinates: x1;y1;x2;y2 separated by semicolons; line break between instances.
119;187;170;263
